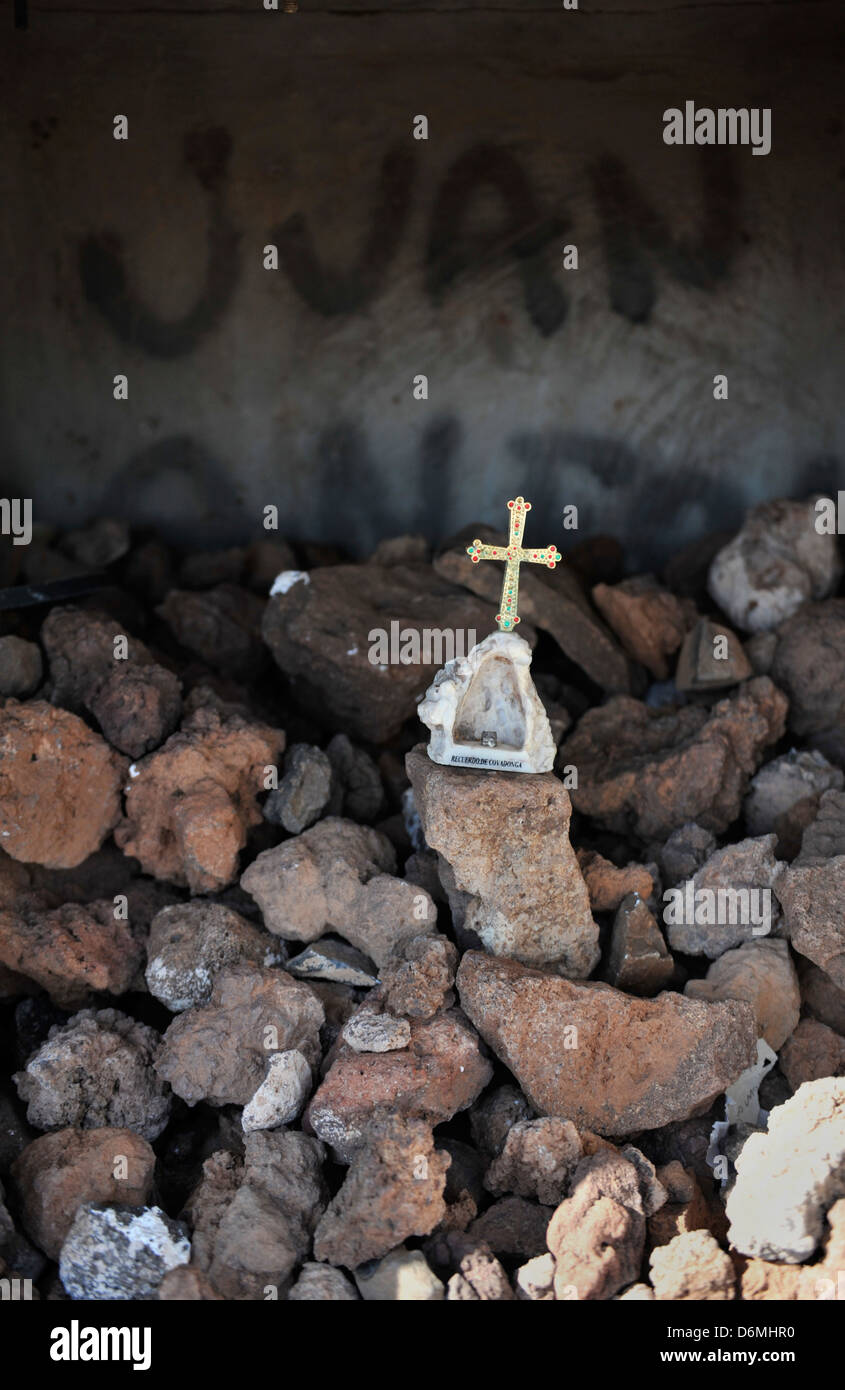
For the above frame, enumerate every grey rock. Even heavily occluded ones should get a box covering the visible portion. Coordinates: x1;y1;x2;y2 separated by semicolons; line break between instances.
286;937;379;988
0;637;43;698
263;743;332;834
59;1204;190;1299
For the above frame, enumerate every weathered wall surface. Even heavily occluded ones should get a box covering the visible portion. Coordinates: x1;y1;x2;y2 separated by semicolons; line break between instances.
2;0;844;563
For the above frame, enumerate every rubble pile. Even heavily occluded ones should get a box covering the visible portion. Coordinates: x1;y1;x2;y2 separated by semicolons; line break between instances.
0;501;843;1301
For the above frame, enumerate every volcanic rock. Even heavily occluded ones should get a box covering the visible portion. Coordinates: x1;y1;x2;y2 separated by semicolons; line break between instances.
14;1008;171;1141
11;1128;156;1260
156;964;323;1107
0;702;124;869
558;678;787;842
457;952;757;1137
576;850;655;913
777;858;845;989
60;1204;190;1300
263;743;332;833
145;900;277;1013
592;574;690;679
116;707;284;893
606;894;674;996
407;749;598;978
779;1019;845;1091
684;939;800;1051
313;1118;449;1267
0;637;42;697
306;1005;491;1161
546;1149;646;1300
241;817;434;966
707;498;841;633
0;900;142;1009
262;564;491;742
726;1077;845;1261
649;1229;736;1300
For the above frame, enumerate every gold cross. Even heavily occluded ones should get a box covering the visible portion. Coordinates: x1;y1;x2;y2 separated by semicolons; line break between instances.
466;497;562;632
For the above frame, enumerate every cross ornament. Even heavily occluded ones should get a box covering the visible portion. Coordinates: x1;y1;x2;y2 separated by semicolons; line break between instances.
466;497;562;632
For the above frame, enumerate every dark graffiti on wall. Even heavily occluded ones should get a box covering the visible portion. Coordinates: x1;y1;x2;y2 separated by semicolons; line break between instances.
79;126;740;353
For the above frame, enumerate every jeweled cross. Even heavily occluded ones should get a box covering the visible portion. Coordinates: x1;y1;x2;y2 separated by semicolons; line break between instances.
466;497;562;632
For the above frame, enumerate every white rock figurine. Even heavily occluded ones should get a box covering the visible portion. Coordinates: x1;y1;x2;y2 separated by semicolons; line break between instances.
419;629;556;774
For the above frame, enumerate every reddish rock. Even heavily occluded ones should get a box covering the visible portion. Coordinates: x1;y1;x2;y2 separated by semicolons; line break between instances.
158;1267;225;1300
684;939;800;1051
89;663;182;760
576;850;655;913
313;1118;449;1267
776;857;845;990
558;678;787;842
592;575;691;680
262;564;492;742
547;1150;646;1300
797;954;845;1034
0;702;124;869
156;964;324;1107
381;933;458;1020
116;707;284;893
11;1128;155;1259
0;899;143;1009
779;1019;845;1090
407;749;598;978
647;1164;714;1251
306;1006;491;1161
41;606;181;757
457;952;757;1137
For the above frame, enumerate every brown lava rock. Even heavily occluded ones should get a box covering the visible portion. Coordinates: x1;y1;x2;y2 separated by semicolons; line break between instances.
313;1117;450;1268
262;563;492;742
11;1128;155;1260
306;1005;492;1161
457;952;757;1137
116;707;284;892
156;964;323;1107
0;702;125;869
558;677;787;842
0;899;143;1008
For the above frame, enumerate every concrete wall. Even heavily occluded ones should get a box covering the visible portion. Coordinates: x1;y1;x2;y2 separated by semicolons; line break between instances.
3;0;844;564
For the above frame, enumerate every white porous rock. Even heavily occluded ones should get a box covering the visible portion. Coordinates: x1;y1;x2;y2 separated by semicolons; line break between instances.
59;1203;191;1300
707;498;842;634
726;1077;845;1262
241;1050;312;1131
341;1007;411;1054
419;630;555;774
